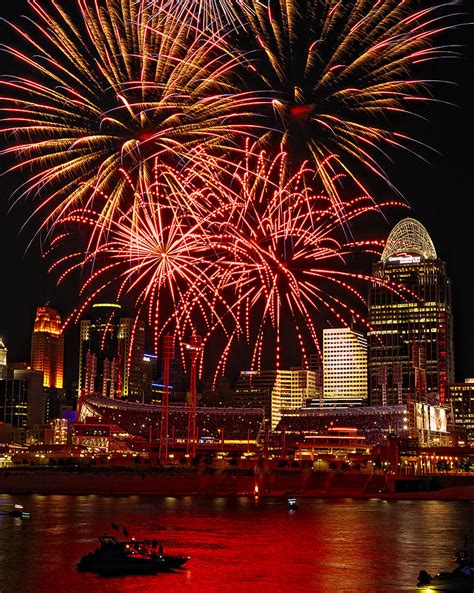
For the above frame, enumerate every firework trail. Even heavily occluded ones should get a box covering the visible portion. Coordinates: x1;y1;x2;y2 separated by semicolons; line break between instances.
48;142;411;377
0;0;264;229
0;0;459;379
49;159;234;368
154;0;249;33
194;143;411;376
236;0;461;203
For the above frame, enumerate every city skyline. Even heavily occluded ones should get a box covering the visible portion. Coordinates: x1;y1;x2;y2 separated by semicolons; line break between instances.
0;0;473;386
0;210;472;390
0;6;473;590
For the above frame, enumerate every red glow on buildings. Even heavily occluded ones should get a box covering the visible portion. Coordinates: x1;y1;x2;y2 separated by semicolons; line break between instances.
30;305;64;389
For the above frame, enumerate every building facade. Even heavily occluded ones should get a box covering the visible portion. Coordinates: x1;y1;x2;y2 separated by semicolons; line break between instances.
235;370;275;421
272;369;317;430
0;369;44;428
0;337;7;380
449;379;474;440
78;303;145;401
323;328;368;404
368;218;454;406
235;369;317;429
30;305;64;389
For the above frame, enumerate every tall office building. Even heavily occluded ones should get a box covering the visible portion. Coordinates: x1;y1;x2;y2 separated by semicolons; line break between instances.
323;328;368;405
119;316;146;401
78;303;145;401
368;218;454;406
235;369;317;429
30;305;64;389
272;369;317;430
307;354;323;400
0;369;44;428
235;370;277;423
0;337;7;380
449;379;474;440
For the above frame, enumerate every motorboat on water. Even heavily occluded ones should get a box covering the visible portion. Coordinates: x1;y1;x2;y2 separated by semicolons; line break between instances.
77;535;189;576
0;504;30;518
288;498;299;511
417;548;474;591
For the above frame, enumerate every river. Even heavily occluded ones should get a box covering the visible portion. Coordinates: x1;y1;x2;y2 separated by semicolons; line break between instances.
0;493;472;592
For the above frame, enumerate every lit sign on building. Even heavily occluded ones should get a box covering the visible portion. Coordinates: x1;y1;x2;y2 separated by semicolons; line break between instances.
429;406;447;433
388;255;422;265
415;403;447;433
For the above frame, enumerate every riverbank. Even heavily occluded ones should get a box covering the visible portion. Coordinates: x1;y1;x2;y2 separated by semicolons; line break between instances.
1;467;473;500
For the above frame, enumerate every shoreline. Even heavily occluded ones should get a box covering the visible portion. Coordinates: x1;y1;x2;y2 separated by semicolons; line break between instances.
1;468;473;501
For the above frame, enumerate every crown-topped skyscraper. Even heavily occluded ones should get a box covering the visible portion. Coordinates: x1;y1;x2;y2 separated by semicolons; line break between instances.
368;218;454;406
78;303;145;401
31;304;64;389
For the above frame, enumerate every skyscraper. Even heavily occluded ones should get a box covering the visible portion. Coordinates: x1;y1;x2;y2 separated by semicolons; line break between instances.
0;368;44;429
119;316;146;401
368;218;454;406
449;379;474;440
235;368;317;429
0;337;7;380
78;303;145;401
271;369;317;429
323;328;368;405
30;305;64;389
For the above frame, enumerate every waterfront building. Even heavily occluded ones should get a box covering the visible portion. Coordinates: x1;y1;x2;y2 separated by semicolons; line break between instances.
201;376;235;408
78;303;145;401
53;418;69;445
307;396;368;409
272;369;318;430
323;328;368;405
0;368;44;428
0;337;7;380
119;316;146;402
30;304;64;389
307;354;323;400
449;379;474;440
78;396;265;445
235;370;275;421
277;405;409;447
235;369;317;429
368;218;454;406
143;352;159;403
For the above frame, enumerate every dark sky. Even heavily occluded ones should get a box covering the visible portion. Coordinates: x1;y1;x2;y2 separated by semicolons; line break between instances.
0;0;473;389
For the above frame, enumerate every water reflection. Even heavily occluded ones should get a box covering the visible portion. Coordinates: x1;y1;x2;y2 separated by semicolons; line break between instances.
0;493;472;593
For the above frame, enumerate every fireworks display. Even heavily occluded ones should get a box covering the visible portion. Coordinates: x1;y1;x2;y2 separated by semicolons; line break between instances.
50;160;229;366
237;0;460;200
0;0;460;376
50;144;410;377
0;0;263;227
156;0;249;32
193;143;410;376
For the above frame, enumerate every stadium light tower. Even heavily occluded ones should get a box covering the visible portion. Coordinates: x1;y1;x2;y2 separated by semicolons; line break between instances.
160;333;175;461
186;332;202;458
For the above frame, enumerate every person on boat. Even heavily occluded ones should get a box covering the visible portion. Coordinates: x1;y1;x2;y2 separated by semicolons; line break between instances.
158;543;164;555
151;538;158;552
417;570;431;585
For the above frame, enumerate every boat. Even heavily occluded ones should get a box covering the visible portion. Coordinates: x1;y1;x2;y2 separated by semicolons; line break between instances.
77;535;189;576
155;553;190;569
417;548;474;591
1;504;30;518
133;539;190;570
288;498;299;511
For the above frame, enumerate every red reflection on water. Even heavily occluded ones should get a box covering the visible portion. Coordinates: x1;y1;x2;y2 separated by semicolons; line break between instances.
0;494;472;593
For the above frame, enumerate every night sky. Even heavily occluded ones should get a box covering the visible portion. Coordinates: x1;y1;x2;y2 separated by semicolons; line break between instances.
0;0;473;390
